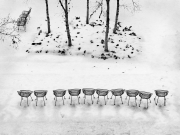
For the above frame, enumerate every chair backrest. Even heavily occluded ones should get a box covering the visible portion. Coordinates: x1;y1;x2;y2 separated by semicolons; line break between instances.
139;91;152;99
111;88;125;96
34;90;47;97
28;7;32;15
53;89;66;97
126;89;139;97
68;89;81;96
82;88;95;95
96;89;109;96
155;90;168;97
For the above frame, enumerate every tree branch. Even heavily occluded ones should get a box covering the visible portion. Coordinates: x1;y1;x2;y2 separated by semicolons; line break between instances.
59;0;66;12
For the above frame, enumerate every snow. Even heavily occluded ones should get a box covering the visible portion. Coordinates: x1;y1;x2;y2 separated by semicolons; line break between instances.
0;0;180;134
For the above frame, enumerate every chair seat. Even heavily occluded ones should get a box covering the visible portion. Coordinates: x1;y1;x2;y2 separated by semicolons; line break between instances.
139;91;152;99
126;89;139;97
155;90;168;97
34;90;48;97
53;89;66;97
96;89;109;96
111;88;125;96
68;89;81;96
17;20;26;26
82;88;95;95
18;90;32;97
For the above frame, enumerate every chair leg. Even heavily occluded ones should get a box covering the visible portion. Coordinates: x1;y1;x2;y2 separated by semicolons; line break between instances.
70;96;72;105
36;97;38;106
78;96;80;104
91;95;93;104
156;97;159;105
111;94;113;99
30;96;33;101
128;97;130;106
97;96;99;104
135;97;137;106
43;97;45;106
139;98;142;107
104;96;106;105
27;97;29;106
120;96;123;104
93;94;95;99
55;97;57;106
114;96;116;105
164;97;166;106
149;99;151;103
45;96;47;100
107;94;109;99
84;95;86;104
154;96;157;105
62;97;64;105
147;99;148;108
20;97;23;106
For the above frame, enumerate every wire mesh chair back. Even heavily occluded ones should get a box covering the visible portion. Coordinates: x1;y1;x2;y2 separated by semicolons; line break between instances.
139;91;152;99
111;89;125;96
126;90;139;97
22;8;32;16
34;90;47;97
17;91;32;97
96;89;109;96
53;89;66;97
155;90;168;97
82;88;95;95
68;89;81;96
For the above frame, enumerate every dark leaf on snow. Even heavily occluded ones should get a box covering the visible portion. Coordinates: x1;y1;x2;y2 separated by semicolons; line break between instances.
101;39;104;44
129;32;136;36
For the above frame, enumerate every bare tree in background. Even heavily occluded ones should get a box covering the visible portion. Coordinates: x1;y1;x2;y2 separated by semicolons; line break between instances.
86;0;89;24
45;0;51;34
113;0;140;34
0;15;20;48
88;0;104;22
104;0;110;52
59;0;72;47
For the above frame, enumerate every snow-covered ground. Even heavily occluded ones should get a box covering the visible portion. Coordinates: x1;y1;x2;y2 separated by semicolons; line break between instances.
0;0;180;134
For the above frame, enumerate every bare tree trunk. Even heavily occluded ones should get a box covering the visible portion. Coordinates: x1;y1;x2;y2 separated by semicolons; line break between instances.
113;0;119;34
45;0;51;33
86;0;89;24
104;0;110;52
65;0;72;47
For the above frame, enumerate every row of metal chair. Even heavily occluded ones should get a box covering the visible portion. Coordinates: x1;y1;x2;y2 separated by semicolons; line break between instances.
17;89;169;108
17;7;32;31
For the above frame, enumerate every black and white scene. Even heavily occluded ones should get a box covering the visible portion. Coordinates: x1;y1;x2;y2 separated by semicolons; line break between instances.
0;0;180;134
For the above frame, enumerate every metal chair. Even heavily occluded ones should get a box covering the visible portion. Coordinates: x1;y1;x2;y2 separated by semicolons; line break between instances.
154;90;169;106
53;89;66;106
17;18;26;31
111;88;125;105
17;90;33;106
22;7;32;20
68;89;81;105
34;90;48;106
139;91;152;108
82;88;95;104
126;89;139;106
96;89;109;105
